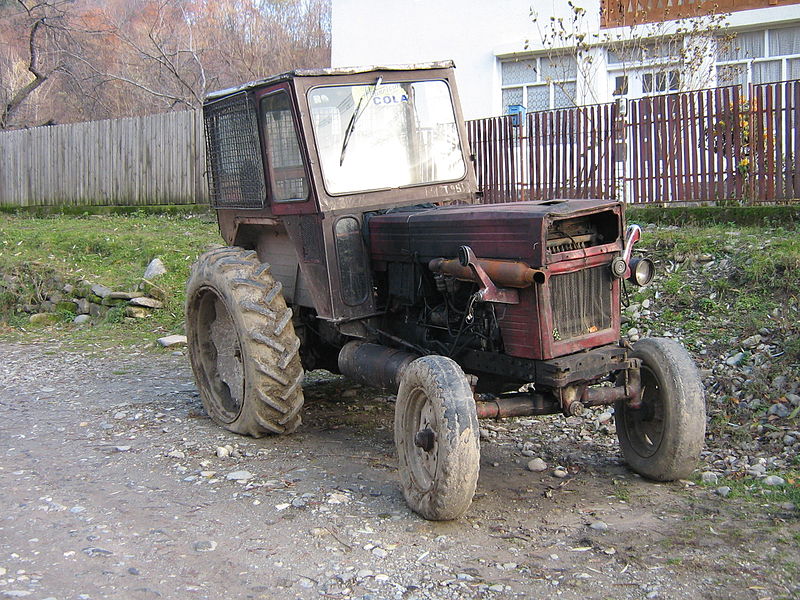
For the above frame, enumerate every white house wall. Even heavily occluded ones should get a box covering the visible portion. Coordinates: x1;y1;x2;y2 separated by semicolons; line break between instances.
331;1;800;120
331;0;573;119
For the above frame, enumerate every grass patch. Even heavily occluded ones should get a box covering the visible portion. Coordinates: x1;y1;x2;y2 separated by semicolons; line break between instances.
628;205;800;227
638;223;800;347
0;204;211;217
0;212;220;347
734;232;800;294
612;480;631;502
698;471;800;508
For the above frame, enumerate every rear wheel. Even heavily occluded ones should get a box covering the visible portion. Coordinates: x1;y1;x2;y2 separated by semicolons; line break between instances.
395;356;480;520
186;247;304;436
616;337;705;480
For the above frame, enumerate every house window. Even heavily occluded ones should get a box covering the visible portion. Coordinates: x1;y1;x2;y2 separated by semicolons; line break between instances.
717;26;800;87
642;70;680;94
606;41;681;99
613;75;629;96
501;56;578;112
608;41;677;66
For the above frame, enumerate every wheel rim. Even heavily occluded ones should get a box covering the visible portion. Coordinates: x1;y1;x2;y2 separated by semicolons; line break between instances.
621;365;666;458
195;287;244;423
404;386;439;493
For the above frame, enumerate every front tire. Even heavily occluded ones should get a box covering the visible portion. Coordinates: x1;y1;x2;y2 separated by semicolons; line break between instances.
616;337;705;480
395;356;480;520
186;247;304;437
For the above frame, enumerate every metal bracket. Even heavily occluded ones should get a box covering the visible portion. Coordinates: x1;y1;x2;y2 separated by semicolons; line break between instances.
621;224;642;278
458;246;519;304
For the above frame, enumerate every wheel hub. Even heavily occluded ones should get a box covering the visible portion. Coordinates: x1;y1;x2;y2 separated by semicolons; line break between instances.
623;368;665;457
207;296;244;417
414;428;436;452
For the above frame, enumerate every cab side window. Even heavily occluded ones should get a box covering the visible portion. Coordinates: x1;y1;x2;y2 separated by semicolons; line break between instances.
261;92;309;202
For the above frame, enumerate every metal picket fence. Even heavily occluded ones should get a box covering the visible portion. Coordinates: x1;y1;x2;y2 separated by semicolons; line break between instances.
468;79;800;205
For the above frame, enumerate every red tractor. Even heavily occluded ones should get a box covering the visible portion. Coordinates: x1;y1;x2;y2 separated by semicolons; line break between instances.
186;62;705;520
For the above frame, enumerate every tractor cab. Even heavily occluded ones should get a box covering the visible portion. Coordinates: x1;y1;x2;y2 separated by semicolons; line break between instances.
204;61;476;216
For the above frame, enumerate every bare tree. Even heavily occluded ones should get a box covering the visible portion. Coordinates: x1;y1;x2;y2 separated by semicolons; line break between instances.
0;0;75;128
70;0;332;116
0;0;331;127
524;2;730;108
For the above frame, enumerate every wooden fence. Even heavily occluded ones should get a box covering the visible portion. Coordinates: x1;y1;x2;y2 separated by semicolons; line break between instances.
468;104;618;205
628;86;743;203
468;79;800;205
750;79;800;202
0;110;207;207
4;80;798;207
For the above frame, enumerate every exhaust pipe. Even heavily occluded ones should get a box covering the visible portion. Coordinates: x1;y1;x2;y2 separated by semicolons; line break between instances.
337;341;418;391
429;257;546;287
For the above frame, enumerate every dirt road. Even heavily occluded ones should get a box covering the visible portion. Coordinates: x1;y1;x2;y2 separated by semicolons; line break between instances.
1;342;796;599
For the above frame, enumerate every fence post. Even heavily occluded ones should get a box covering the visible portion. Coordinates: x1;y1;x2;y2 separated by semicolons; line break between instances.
614;98;628;205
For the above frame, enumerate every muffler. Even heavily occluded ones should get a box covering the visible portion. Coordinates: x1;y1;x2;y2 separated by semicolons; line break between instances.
337;341;418;391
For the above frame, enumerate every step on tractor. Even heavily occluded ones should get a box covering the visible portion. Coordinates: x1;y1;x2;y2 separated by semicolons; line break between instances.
186;61;706;520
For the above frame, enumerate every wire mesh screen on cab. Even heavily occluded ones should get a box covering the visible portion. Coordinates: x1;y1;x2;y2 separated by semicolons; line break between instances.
204;92;266;209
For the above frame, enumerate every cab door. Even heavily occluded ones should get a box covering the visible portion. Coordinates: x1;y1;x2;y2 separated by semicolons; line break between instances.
256;85;317;215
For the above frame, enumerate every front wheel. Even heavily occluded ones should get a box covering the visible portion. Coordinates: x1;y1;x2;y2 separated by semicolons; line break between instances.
395;356;480;520
616;337;706;481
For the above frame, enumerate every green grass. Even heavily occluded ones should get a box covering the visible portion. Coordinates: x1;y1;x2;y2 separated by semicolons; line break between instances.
2;213;800;359
638;224;800;346
641;224;800;296
0;212;220;347
612;480;631;502
697;471;800;508
628;205;800;227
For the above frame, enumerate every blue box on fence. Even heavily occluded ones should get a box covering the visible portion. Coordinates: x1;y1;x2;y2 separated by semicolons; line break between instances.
506;104;525;126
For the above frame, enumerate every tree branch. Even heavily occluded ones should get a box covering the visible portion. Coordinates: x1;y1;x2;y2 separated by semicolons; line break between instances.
1;19;49;128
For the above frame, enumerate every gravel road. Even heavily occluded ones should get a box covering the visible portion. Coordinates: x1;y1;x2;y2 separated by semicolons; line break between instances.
1;341;797;600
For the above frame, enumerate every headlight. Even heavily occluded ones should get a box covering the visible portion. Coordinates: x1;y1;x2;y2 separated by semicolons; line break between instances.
628;257;655;286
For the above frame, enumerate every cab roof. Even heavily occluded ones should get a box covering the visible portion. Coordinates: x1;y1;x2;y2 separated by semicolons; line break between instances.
204;61;456;103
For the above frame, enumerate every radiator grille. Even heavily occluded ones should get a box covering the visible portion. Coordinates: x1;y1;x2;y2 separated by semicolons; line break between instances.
550;266;612;341
204;92;265;209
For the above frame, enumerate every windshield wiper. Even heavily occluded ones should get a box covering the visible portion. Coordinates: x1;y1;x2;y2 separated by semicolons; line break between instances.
339;76;382;166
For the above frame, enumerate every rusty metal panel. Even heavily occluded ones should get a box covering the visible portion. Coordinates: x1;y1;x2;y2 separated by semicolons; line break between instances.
602;0;800;28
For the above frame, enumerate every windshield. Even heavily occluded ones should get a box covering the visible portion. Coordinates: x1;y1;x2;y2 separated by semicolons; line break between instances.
308;80;466;195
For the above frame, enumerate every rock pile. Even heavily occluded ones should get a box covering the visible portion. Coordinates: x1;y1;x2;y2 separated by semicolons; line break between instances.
17;258;168;326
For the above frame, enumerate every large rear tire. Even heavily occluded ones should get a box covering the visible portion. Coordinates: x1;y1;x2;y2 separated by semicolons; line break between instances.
186;247;304;437
616;337;705;480
395;356;480;520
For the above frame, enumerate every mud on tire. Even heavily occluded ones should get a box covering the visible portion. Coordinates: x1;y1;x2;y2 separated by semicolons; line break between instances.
186;247;304;436
616;337;705;481
395;355;480;520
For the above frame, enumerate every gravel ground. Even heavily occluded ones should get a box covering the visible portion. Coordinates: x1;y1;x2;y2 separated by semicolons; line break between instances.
1;341;798;600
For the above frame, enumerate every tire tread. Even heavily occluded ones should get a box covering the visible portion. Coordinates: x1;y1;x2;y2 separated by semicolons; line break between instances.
186;246;304;437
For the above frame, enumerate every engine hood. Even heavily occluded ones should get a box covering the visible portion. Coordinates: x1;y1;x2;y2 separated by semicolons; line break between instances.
367;199;622;268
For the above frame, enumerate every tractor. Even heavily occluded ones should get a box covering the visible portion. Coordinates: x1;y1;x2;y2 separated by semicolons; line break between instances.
186;62;705;520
